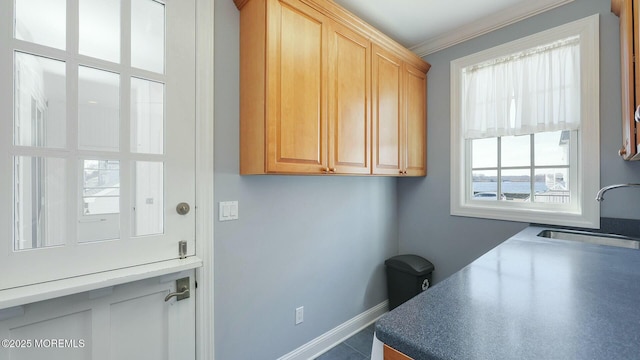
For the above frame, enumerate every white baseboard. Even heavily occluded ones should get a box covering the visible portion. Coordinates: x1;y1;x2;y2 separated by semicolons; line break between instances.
277;301;389;360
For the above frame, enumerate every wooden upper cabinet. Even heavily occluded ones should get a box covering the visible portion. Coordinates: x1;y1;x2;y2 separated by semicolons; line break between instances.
327;22;371;174
372;44;403;175
612;0;640;160
404;63;427;176
371;45;428;176
236;0;430;175
265;0;328;173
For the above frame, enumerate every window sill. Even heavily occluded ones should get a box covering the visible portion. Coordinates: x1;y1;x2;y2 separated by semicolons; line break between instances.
0;257;203;310
451;202;599;229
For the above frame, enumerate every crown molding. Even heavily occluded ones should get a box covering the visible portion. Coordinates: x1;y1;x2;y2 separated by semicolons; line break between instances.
410;0;575;57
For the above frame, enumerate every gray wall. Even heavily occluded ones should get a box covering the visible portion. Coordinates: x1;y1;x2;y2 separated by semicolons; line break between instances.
399;0;640;284
215;0;640;357
213;1;398;359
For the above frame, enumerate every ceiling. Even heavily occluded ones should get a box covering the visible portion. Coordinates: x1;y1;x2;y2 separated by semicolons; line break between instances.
332;0;574;57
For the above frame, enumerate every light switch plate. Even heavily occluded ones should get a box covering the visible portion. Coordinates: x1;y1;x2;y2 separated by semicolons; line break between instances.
219;201;239;221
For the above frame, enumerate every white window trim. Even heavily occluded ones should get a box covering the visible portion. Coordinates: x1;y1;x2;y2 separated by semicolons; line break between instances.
450;14;600;228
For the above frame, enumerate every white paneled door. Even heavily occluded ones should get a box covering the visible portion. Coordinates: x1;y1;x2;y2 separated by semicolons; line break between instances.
0;0;197;358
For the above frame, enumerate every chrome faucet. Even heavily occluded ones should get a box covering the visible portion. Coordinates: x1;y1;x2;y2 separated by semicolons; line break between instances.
595;183;640;201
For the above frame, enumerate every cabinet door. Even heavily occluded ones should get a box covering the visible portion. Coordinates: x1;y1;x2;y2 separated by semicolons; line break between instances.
372;44;403;175
266;0;327;173
404;63;427;176
634;0;640;157
616;0;636;159
327;23;371;174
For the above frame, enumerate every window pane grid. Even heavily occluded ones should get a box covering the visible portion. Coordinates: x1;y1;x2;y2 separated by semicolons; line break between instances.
10;0;167;249
470;131;573;204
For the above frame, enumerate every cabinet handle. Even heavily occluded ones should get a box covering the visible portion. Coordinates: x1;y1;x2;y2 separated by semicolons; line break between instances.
321;168;329;174
399;170;407;175
329;168;336;173
635;105;640;122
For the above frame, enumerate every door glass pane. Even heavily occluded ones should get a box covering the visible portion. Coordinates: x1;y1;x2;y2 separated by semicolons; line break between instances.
131;0;165;73
13;156;67;251
131;78;164;154
78;66;120;151
82;160;120;215
79;160;120;243
79;0;120;63
14;52;66;148
133;161;163;236
15;0;66;50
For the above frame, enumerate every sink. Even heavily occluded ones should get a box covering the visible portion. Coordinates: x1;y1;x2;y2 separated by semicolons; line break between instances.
537;229;640;249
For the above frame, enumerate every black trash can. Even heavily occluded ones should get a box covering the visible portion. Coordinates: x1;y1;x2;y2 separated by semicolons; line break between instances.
385;254;434;310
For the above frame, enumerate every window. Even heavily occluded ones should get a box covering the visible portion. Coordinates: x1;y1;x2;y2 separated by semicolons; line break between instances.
450;15;600;228
471;131;573;204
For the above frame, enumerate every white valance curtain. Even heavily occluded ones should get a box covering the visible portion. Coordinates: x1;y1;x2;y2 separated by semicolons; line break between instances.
462;36;580;139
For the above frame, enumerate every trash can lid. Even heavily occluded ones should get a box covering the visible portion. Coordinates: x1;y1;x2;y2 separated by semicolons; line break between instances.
385;254;434;275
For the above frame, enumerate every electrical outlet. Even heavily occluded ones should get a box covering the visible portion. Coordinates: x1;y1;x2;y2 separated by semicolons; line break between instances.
295;306;304;325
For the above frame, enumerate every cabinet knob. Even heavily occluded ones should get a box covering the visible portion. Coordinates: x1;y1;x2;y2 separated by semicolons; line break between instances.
619;147;627;157
329;168;336;173
321;168;329;173
635;105;640;122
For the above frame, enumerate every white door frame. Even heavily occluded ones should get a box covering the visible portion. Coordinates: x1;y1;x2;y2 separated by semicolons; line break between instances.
194;0;215;359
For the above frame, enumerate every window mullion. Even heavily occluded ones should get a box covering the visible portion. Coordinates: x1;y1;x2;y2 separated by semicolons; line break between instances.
68;0;80;247
530;133;535;203
497;137;502;199
121;0;132;242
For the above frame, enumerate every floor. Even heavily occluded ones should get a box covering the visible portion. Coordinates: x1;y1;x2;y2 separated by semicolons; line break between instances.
314;323;375;360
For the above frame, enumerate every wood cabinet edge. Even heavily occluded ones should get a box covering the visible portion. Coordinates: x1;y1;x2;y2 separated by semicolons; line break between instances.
383;344;414;360
234;0;251;10
611;0;623;16
297;0;429;71
233;0;430;72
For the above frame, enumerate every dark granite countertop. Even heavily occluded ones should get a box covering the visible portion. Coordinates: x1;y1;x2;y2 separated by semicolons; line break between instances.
375;226;640;360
